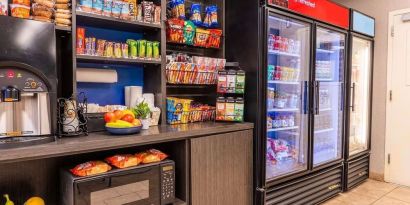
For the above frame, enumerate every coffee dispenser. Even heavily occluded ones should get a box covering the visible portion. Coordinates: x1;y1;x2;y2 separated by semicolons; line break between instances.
0;17;57;144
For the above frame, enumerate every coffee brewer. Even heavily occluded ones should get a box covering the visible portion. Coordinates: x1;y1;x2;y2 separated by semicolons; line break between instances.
0;17;57;147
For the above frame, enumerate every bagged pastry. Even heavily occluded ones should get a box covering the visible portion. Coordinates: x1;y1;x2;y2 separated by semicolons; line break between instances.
70;161;112;177
33;0;54;9
105;154;142;168
55;12;71;18
10;4;30;18
55;3;70;9
32;3;53;18
135;149;168;164
55;17;71;25
13;0;30;6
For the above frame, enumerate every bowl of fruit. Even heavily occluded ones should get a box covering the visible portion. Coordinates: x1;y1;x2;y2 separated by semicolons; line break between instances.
104;109;143;135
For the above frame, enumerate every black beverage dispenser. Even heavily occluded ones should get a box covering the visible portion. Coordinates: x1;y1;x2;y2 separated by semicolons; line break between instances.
0;16;57;148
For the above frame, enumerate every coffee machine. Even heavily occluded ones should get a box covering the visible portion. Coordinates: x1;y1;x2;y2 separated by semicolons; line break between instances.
0;16;57;148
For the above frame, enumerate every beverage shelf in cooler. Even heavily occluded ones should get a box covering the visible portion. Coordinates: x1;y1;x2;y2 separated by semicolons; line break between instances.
319;108;332;112
268;108;299;112
268;50;301;58
268;126;299;132
268;80;301;85
316;48;335;54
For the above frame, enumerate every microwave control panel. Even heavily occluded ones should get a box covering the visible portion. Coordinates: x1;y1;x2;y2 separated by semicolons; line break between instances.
160;161;175;205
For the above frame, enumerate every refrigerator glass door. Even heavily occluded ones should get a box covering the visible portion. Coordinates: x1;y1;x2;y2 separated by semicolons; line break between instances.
266;13;310;180
313;27;345;167
349;37;372;156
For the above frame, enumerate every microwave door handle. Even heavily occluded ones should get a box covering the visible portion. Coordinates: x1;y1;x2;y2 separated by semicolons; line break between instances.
109;167;153;179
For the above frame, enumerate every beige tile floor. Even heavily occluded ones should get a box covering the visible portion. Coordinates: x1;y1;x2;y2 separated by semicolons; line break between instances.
322;179;410;205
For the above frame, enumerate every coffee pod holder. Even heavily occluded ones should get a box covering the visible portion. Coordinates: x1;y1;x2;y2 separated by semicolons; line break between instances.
57;92;89;137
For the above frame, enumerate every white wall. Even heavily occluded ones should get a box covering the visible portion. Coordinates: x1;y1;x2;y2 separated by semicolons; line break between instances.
333;0;410;180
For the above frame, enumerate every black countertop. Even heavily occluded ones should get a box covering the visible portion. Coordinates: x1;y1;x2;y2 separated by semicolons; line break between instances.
0;122;253;164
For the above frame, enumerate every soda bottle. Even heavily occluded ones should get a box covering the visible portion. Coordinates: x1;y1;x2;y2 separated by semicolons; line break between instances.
274;36;281;51
274;66;281;80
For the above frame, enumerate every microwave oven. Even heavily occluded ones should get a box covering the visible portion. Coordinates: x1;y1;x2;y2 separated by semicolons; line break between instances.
60;160;175;205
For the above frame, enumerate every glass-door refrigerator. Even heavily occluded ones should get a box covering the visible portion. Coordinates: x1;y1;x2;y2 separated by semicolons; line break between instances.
344;9;375;191
313;26;347;168
265;12;311;181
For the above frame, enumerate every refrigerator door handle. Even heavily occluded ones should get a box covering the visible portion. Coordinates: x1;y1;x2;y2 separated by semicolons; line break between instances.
315;81;320;115
303;81;308;114
351;82;356;112
340;82;345;111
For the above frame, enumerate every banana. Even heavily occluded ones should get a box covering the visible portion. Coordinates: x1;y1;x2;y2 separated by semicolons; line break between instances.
106;120;134;128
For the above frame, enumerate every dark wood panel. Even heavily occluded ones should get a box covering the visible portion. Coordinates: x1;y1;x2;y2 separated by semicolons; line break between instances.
0;122;253;164
190;130;253;205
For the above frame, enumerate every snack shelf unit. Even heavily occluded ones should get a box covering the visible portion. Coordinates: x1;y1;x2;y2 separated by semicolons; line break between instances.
165;0;226;110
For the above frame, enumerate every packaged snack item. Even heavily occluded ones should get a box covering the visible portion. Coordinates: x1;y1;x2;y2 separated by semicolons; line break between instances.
154;5;161;24
216;97;225;120
146;41;153;59
127;39;138;58
92;0;103;14
225;97;235;121
167;18;184;43
171;0;184;19
56;0;69;3
111;0;122;18
114;42;121;58
152;41;160;59
32;3;53;18
183;20;196;45
234;98;244;121
0;0;7;16
56;8;70;13
120;1;130;20
104;41;114;57
102;0;112;16
121;43;129;58
76;27;85;54
136;3;142;21
217;70;227;93
55;3;70;9
105;154;141;168
226;70;236;93
91;37;96;55
96;39;106;56
194;28;209;47
127;0;136;20
13;0;30;7
55;17;72;25
10;4;30;18
138;39;146;58
85;38;91;55
70;161;112;177
203;5;218;28
55;12;71;19
78;0;92;12
135;149;168;164
190;3;201;26
207;29;222;48
235;70;245;94
141;1;153;22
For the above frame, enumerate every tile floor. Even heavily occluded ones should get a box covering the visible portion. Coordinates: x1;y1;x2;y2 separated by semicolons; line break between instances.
322;179;410;205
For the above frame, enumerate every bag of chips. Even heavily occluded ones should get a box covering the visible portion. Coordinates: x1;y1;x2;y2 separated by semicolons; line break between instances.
194;28;209;47
190;3;201;26
70;161;112;177
167;18;184;43
135;149;168;164
203;5;218;28
171;0;184;19
184;20;196;45
105;154;142;168
0;0;8;15
207;29;222;48
10;4;30;18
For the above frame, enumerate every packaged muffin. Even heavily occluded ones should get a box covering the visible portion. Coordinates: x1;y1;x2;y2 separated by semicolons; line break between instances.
70;161;112;177
10;4;30;18
105;154;141;168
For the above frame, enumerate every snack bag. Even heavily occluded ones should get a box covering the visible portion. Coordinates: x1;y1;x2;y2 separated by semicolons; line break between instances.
105;154;142;168
190;3;201;26
13;0;30;6
167;18;184;43
146;41;153;59
10;4;30;18
121;43;129;58
194;28;209;47
120;1;130;20
183;20;196;45
138;39;146;58
104;41;114;57
141;1;153;22
0;0;8;15
102;0;112;16
70;161;112;177
127;0;137;20
96;39;106;56
207;29;222;48
78;0;92;12
111;0;122;18
154;5;161;24
114;42;122;58
92;0;103;14
32;3;53;18
171;0;184;19
153;41;160;59
136;149;168;164
203;5;218;28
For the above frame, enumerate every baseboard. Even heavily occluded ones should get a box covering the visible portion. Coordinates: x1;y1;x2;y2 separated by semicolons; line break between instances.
369;172;384;181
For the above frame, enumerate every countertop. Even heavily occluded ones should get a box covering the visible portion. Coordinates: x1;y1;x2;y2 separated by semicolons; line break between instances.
0;122;253;164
